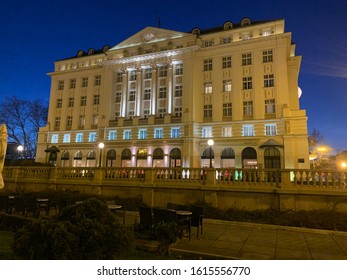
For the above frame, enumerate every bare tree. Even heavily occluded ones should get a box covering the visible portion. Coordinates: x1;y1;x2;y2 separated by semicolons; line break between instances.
0;96;48;159
308;128;324;152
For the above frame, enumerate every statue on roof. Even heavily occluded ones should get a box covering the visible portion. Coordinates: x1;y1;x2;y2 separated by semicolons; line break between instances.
0;124;8;189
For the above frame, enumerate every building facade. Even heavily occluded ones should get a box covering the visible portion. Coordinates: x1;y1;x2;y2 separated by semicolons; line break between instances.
36;18;310;169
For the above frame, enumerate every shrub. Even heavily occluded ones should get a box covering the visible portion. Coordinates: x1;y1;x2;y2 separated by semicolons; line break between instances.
156;222;179;256
12;198;134;259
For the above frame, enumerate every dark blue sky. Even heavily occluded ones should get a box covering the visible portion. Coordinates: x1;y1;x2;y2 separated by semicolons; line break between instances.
1;0;347;152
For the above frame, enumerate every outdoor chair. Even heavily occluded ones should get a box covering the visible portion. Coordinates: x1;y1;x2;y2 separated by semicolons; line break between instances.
139;206;153;232
14;197;26;215
190;206;205;238
25;197;39;217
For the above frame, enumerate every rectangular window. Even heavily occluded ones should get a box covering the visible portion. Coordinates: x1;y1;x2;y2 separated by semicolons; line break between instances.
75;133;83;143
242;53;252;66
66;116;73;128
265;124;277;136
242;124;255;136
143;109;150;118
204;40;214;47
243;101;253;116
204;82;213;94
158;66;167;77
54;117;61;130
175;85;182;97
81;77;88;87
222;80;232;92
108;130;117;140
51;134;59;144
175;64;183;75
68;97;74;107
128;90;136;101
88;132;97;142
116;72;123;83
203;59;213;71
69;79;76;89
222;127;232;137
221;37;231;44
202;126;212;138
159;87;167;99
95;75;101;86
158;108;166;118
80;96;87;106
154;128;163;139
56;98;62;108
58;80;64;90
170;127;181;138
93;94;100;105
144;68;152;79
203;104;213;118
143;89;151;100
115;92;122;103
222;56;232;68
123;129;132;140
63;133;70;143
223;102;232;117
129;71;136;81
265;99;276;114
263;50;273;63
264;74;275;87
242;76;253;89
174;107;182;117
138;129;147;140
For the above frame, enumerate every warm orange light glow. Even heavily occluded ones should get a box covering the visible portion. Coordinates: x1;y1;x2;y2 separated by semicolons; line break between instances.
341;162;347;169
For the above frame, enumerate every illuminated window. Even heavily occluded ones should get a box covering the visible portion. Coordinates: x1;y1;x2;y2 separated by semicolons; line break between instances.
92;114;98;126
202;126;212;138
56;99;62;108
63;134;70;143
223;103;232;117
203;104;212;118
51;134;59;143
265;124;277;136
128;91;136;101
222;80;232;92
204;82;213;94
138;129;148;140
222;56;232;68
170;127;181;138
265;99;276;114
203;59;213;71
129;71;136;81
95;75;101;86
108;130;117;140
154;128;163;139
242;53;252;66
264;74;275;87
243;101;253;116
222;127;232;137
89;132;97;142
123;129;132;140
80;96;87;106
159;87;167;99
263;50;273;63
76;133;83;142
175;85;182;97
58;80;64;90
144;69;152;79
242;124;254;136
242;76;252;89
175;64;183;75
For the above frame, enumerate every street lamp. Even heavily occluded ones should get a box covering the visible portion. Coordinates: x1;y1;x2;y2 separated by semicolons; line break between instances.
17;145;24;160
98;142;105;167
207;139;214;168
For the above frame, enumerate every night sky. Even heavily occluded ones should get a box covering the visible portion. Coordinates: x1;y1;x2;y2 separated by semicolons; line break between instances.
1;0;347;152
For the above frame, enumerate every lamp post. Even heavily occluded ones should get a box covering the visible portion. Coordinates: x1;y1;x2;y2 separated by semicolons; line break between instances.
207;139;214;168
17;145;24;160
98;142;104;167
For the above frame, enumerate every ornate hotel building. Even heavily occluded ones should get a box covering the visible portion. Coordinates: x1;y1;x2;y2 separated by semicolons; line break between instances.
36;18;310;169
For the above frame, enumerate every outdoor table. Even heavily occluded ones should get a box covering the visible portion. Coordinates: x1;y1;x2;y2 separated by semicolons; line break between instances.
176;210;192;216
36;198;50;215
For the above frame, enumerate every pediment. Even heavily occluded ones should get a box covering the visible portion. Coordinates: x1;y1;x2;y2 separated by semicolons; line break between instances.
109;26;191;50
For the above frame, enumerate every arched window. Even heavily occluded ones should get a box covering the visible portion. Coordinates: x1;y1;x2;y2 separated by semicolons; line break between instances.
61;151;70;167
86;151;96;167
121;149;132;167
169;148;181;167
240;17;251;27
106;149;116;167
264;147;281;168
153;148;164;167
221;147;235;168
242;147;257;168
223;21;233;30
137;148;148;167
74;151;83;167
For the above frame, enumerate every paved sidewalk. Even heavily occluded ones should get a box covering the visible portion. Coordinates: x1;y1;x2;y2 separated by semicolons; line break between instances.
126;212;347;260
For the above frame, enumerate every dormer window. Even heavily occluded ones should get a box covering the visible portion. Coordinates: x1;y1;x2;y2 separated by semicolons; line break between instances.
223;21;233;30
192;28;201;35
241;17;251;27
88;48;95;55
